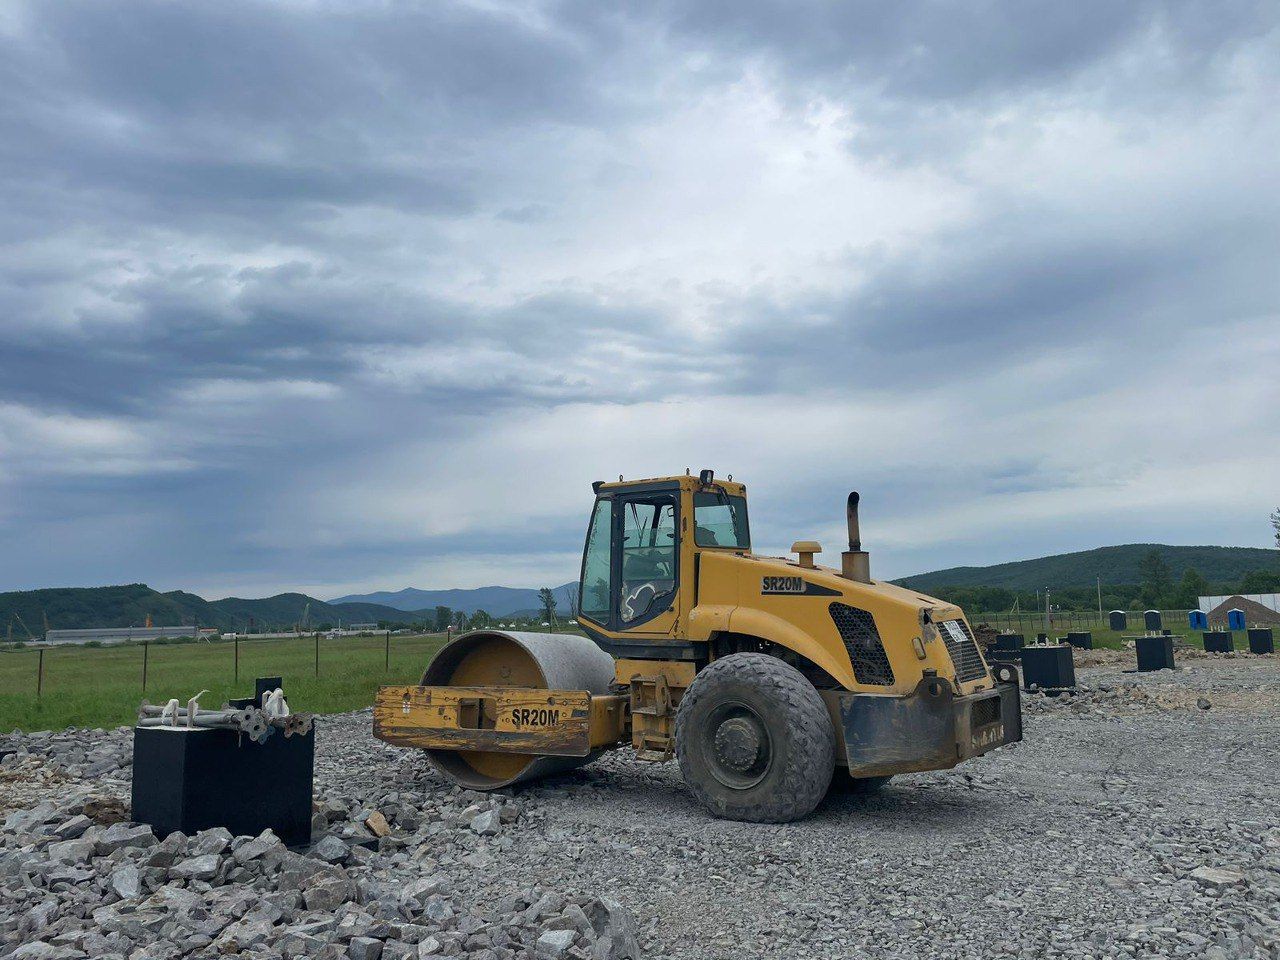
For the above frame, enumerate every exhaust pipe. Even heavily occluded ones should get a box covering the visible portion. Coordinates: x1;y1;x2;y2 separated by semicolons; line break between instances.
841;492;871;583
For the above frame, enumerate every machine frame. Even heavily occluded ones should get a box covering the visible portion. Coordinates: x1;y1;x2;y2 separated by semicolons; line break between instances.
374;472;1022;817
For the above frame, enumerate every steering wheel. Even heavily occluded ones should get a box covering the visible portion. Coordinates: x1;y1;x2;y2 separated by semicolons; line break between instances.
622;582;659;622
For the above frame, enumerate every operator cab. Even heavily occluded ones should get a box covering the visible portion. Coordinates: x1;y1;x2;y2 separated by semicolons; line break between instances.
578;472;749;641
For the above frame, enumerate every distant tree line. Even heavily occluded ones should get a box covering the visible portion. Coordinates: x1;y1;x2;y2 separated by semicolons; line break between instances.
310;594;578;636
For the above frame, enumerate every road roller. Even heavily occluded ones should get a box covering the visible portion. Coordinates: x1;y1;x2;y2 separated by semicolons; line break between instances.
374;471;1022;822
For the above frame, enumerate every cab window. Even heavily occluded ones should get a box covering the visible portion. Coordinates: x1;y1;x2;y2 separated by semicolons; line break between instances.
619;495;677;624
694;492;750;549
579;499;613;624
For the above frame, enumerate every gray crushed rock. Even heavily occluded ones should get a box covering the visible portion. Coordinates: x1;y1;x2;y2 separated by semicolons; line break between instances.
1;654;1277;958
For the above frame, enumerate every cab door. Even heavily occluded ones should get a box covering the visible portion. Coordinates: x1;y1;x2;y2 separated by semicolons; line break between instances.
578;487;683;641
612;490;680;637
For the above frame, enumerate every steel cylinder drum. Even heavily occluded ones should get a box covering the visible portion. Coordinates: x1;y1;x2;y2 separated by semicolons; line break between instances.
420;630;616;789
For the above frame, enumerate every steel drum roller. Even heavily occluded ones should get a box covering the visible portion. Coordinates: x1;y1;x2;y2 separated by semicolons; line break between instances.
420;630;616;789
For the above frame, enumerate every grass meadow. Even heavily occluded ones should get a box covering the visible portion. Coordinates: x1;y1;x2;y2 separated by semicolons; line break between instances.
0;632;452;732
0;618;1261;732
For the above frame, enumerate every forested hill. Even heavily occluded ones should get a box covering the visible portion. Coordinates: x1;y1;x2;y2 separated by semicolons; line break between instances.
0;584;417;635
6;543;1277;636
329;583;578;614
895;544;1279;594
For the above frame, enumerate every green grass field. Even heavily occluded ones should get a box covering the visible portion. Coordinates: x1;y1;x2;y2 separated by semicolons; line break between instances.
0;633;452;732
0;619;1261;732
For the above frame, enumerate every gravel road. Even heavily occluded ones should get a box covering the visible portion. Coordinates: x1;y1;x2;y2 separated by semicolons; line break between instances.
3;652;1278;959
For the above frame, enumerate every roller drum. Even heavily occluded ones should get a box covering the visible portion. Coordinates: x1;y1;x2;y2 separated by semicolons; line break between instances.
420;630;616;790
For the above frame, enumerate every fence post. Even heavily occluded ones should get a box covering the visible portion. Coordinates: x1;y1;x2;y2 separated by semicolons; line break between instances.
385;631;390;672
142;641;149;691
234;636;239;683
37;648;44;698
314;633;319;678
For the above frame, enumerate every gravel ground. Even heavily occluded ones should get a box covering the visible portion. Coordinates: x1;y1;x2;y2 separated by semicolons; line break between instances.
2;653;1278;959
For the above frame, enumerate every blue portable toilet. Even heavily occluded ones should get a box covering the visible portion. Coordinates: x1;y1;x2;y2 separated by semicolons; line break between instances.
1188;609;1208;630
1143;609;1162;632
1227;608;1246;631
1108;610;1127;631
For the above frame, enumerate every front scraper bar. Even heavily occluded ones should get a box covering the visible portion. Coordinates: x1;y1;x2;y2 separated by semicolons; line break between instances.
373;685;627;757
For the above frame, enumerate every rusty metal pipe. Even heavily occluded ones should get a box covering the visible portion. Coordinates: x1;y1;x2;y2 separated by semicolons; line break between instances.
846;492;862;551
841;491;871;583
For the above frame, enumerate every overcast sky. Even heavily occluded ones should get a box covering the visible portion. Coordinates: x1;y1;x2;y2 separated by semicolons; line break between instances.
1;1;1277;600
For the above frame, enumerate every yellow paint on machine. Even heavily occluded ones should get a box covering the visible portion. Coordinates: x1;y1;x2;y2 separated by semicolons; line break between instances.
373;685;627;757
581;474;991;697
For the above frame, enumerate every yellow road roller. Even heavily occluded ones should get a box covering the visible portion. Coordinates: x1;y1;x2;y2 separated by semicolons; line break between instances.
374;471;1021;822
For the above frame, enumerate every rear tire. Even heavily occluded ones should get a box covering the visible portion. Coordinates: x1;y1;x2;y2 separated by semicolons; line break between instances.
675;653;835;822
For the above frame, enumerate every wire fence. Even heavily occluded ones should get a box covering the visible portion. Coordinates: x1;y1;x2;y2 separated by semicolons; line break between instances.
0;624;594;731
12;631;424;697
968;609;1199;636
0;632;459;730
5;623;592;697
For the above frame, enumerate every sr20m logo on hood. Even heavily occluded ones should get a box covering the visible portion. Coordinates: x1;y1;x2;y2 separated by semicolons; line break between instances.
761;577;840;596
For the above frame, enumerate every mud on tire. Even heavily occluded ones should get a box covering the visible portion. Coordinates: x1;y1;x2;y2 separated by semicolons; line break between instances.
675;652;835;823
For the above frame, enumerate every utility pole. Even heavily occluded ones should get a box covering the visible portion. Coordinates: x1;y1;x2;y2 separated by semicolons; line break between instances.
1044;588;1051;641
1096;576;1103;622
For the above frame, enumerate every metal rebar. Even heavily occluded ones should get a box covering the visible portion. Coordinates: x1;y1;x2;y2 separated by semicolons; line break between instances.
137;704;234;717
137;715;239;729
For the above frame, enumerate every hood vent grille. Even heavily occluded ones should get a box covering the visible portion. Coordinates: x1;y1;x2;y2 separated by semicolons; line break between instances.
829;603;895;687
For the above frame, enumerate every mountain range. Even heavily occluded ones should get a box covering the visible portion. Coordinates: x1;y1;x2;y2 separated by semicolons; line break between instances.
328;584;577;615
0;583;430;636
3;544;1275;636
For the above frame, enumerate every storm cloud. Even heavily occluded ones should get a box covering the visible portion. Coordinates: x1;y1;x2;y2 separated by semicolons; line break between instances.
1;0;1276;597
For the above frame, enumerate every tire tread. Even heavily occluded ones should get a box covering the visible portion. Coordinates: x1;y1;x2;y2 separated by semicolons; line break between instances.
675;653;835;822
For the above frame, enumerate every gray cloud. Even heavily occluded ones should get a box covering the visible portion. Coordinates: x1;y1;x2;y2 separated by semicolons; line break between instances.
617;0;1273;102
0;0;1277;596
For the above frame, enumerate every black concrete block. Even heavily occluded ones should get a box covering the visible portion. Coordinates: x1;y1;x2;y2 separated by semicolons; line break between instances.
1021;644;1075;694
131;724;314;846
1248;628;1274;655
1135;635;1174;672
987;634;1025;664
1202;631;1234;653
1065;631;1093;650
